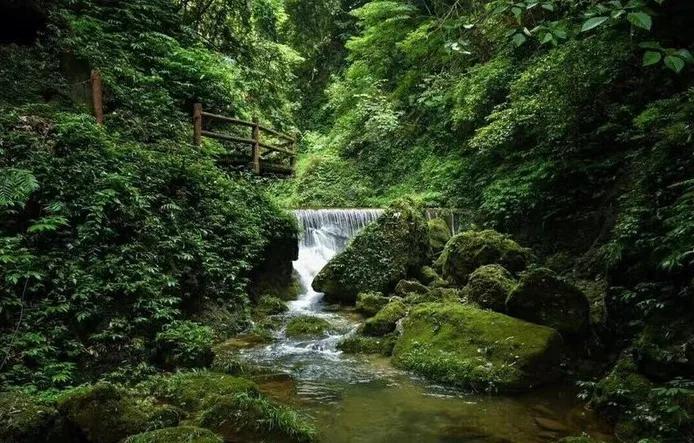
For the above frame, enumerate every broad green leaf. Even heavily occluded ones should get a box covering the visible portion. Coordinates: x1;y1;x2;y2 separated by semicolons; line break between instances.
642;51;661;66
664;55;685;73
581;16;609;32
512;33;527;46
676;49;694;63
627;12;652;30
541;3;554;11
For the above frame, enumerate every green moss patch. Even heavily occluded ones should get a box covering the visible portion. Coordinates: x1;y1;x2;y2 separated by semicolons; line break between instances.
363;299;408;336
464;264;516;312
427;218;451;254
355;291;390;317
285;316;332;338
392;303;563;392
124;426;223;443
338;334;396;356
0;391;63;443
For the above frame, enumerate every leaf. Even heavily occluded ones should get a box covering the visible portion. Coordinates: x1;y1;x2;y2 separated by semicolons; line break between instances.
642;51;662;66
541;3;554;11
664;55;685;73
581;16;609;32
639;41;662;50
676;49;694;64
512;33;527;47
627;12;652;30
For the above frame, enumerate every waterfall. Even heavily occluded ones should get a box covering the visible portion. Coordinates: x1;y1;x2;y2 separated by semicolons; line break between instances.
290;209;383;312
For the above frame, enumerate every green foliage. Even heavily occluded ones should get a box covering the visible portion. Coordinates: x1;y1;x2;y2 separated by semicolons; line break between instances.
285;316;332;338
124;426;223;443
155;321;214;369
362;298;407;336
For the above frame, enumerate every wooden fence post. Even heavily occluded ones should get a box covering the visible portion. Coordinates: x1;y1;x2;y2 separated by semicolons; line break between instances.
251;116;261;174
193;103;203;147
90;70;104;125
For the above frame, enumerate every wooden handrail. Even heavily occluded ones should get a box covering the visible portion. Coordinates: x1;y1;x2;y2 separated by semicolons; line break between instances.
193;103;297;175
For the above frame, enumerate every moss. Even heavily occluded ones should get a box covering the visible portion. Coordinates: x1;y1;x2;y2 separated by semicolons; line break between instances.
463;264;516;312
363;299;408;336
506;268;590;338
124;426;223;443
337;333;396;356
255;295;289;316
285;316;332;338
557;437;606;443
312;199;431;303
427;218;451;254
438;230;532;285
197;392;316;442
392;303;563;392
404;287;462;305
355;291;389;317
394;279;429;297
0;391;63;443
417;266;442;286
145;372;258;412
56;383;162;443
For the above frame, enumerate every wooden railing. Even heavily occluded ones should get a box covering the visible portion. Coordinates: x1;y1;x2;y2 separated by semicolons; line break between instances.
193;103;297;175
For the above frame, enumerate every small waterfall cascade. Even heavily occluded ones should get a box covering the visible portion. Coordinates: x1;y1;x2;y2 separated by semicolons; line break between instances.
290;209;383;312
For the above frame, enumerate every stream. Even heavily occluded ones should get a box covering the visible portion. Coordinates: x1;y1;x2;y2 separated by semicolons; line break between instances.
240;209;614;443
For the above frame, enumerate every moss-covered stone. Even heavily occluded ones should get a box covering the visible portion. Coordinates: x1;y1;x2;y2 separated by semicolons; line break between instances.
557;437;606;443
197;392;316;442
124;426;223;443
312;199;431;303
285;315;332;338
427;218;451;254
404;287;462;305
439;230;532;285
394;279;429;297
57;383;162;443
145;372;258;412
464;264;516;312
392;303;563;392
0;391;64;443
363;299;408;336
355;291;389;317
255;295;289;316
506;268;590;338
337;333;396;356
417;266;442;287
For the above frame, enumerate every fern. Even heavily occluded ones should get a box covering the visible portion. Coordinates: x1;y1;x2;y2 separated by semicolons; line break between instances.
0;168;39;208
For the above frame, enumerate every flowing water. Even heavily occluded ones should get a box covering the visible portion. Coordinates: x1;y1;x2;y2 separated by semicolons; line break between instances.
240;209;614;443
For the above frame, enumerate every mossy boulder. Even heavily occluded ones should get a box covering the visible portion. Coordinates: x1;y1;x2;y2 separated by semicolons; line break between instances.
124;426;223;443
464;264;516;312
417;266;443;287
337;333;396;356
312;199;431;303
255;295;289;316
0;391;65;443
394;279;429;297
197;392;316;442
506;268;590;338
57;383;163;443
392;303;563;392
404;287;462;305
146;372;257;411
439;230;532;285
355;291;389;317
363;299;408;336
427;218;451;254
285;316;332;338
557;437;606;443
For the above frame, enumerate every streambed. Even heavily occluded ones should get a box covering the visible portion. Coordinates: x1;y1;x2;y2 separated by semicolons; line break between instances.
240;209;613;442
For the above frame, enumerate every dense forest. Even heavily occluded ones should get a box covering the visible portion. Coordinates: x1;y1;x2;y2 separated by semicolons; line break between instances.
0;0;692;442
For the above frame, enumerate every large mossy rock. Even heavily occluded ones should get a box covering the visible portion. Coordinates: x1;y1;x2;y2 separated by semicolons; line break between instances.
124;426;223;443
427;218;451;254
439;230;532;285
337;333;396;356
312;200;431;303
506;268;590;338
57;383;166;443
363;299;408;336
394;279;429;297
392;303;563;392
0;391;66;443
464;264;516;312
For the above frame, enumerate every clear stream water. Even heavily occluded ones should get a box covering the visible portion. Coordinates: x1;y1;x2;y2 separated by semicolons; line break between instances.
240;209;614;443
